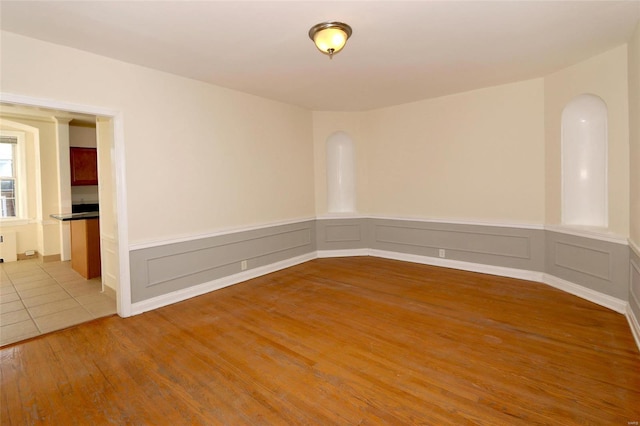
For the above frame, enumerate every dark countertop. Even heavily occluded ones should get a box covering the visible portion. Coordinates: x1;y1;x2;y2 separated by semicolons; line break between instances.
72;203;99;213
50;212;100;221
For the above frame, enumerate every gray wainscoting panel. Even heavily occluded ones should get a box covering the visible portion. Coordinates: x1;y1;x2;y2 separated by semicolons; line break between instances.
629;246;640;322
546;231;629;300
129;221;315;303
315;218;369;251
369;219;545;272
129;216;633;309
554;241;611;280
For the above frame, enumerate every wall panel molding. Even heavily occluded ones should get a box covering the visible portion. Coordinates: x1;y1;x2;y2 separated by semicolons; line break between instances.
553;241;611;280
145;228;311;287
546;231;629;300
100;236;118;293
324;224;361;243
374;224;532;259
630;258;640;304
315;218;368;252
130;252;316;316
130;221;315;303
369;218;545;273
317;249;370;258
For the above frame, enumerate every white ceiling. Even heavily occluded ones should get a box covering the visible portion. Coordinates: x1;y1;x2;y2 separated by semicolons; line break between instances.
1;1;639;111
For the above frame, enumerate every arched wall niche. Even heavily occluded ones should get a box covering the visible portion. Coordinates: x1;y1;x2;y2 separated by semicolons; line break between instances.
326;131;356;213
561;93;608;228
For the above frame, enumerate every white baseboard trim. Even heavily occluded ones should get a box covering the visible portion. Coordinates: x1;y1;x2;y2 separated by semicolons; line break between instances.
129;252;316;316
317;249;370;258
368;249;544;283
542;274;626;314
626;304;640;351
368;249;627;314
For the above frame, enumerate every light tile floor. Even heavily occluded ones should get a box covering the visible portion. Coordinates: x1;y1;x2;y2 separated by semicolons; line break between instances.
0;259;116;346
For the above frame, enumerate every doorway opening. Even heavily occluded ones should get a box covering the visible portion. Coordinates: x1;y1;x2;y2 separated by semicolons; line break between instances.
0;95;130;346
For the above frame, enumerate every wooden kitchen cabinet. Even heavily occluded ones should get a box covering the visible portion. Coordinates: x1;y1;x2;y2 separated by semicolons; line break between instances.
71;218;101;279
70;147;98;185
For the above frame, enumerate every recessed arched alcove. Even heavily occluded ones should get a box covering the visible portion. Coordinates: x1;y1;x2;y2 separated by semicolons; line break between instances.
561;94;608;228
326;131;356;213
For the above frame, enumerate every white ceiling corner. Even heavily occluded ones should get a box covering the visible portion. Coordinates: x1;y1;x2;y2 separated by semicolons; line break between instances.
1;0;639;111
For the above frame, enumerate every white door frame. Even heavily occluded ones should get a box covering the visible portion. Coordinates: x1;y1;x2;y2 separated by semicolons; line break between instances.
1;92;132;317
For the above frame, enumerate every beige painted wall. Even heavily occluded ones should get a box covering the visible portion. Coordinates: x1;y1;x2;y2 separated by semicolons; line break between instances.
361;79;545;224
629;23;640;247
69;124;96;148
1;32;315;245
544;45;630;237
0;115;60;256
2;31;635;248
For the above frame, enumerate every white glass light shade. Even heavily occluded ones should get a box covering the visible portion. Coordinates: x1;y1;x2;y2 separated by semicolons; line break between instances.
561;94;608;228
309;22;352;58
313;28;348;55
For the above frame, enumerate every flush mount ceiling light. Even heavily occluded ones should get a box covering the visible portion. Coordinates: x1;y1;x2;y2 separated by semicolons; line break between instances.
308;21;352;59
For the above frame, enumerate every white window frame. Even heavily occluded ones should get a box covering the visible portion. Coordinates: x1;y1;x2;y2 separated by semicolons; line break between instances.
0;130;28;223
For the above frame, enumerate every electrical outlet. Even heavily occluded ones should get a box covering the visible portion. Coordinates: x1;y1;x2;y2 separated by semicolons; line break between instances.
241;260;248;271
25;250;35;256
438;249;445;258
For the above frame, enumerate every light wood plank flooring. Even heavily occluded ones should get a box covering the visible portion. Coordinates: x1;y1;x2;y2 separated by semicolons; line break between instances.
1;257;638;424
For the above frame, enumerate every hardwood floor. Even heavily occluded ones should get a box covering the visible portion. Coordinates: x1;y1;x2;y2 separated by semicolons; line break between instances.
1;257;638;425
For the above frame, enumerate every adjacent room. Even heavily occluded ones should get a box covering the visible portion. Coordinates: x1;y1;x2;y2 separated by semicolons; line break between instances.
1;1;639;424
0;107;117;346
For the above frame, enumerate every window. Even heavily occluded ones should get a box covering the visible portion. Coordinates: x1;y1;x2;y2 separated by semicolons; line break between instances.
0;132;26;219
